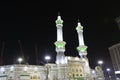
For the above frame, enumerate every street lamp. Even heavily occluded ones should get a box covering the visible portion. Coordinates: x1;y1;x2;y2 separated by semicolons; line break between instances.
97;60;106;80
98;60;103;66
45;56;51;63
106;68;111;80
92;70;96;80
106;68;110;72
98;60;103;70
18;57;23;64
10;66;14;71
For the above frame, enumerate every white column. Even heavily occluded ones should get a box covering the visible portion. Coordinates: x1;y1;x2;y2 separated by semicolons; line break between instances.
57;26;63;41
55;15;66;64
78;31;84;46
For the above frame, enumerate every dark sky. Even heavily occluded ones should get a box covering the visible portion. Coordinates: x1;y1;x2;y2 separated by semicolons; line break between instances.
0;1;120;68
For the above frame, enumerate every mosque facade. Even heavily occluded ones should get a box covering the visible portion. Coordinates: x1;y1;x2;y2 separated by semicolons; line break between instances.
0;15;105;80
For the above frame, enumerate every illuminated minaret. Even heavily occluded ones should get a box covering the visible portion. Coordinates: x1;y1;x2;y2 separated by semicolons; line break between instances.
76;21;87;58
54;14;66;64
76;21;92;78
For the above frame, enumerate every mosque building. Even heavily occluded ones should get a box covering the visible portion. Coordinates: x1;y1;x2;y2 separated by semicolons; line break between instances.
0;14;105;80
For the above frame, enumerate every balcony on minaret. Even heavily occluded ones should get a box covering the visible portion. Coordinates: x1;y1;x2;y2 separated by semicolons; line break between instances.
55;16;63;27
54;41;66;52
76;22;83;32
76;21;88;58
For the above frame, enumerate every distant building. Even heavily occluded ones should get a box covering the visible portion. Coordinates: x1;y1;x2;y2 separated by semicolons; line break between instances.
0;15;105;80
109;43;120;79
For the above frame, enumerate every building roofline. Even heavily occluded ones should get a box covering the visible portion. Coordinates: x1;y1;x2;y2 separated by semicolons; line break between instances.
108;43;120;50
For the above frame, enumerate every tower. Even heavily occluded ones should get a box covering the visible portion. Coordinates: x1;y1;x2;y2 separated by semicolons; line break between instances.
54;14;66;64
76;21;87;58
76;21;92;79
108;43;120;79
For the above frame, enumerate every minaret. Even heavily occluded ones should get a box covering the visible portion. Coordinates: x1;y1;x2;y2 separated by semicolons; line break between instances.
76;21;87;58
54;13;66;64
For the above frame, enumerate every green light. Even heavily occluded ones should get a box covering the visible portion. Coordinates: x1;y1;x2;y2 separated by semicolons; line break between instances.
56;19;63;24
55;41;66;48
77;46;87;52
74;77;84;80
74;76;85;80
76;25;83;31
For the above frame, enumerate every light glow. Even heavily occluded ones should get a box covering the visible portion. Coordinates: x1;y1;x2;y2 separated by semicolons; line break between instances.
86;62;89;66
98;60;103;65
18;57;23;64
115;71;120;74
55;41;66;48
92;70;95;74
67;57;71;60
106;68;110;72
75;57;79;60
24;66;28;71
34;67;38;71
0;67;5;72
10;66;14;71
45;56;51;60
77;46;87;52
116;78;120;80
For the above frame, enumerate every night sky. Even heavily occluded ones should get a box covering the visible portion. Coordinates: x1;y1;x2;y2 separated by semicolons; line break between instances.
0;1;120;68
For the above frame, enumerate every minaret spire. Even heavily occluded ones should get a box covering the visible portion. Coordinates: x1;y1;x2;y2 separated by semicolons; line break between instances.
54;14;66;64
76;21;91;79
76;21;87;58
58;12;60;16
18;40;25;64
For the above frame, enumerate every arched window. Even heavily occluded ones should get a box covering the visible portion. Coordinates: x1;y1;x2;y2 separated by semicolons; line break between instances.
76;69;78;72
79;69;82;72
76;74;79;77
73;74;75;77
80;74;82;76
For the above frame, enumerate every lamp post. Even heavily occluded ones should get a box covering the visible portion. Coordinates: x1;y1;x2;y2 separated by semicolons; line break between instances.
45;56;51;64
98;60;105;80
98;60;103;72
45;56;51;80
98;60;103;67
106;68;111;80
18;57;23;64
92;70;96;80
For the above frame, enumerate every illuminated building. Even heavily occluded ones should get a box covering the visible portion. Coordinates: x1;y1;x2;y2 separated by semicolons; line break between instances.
109;43;120;78
0;14;105;80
